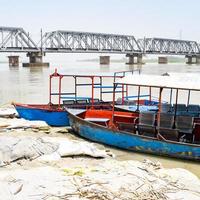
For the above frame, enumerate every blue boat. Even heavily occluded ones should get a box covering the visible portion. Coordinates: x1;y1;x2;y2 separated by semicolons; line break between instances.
13;103;69;126
67;73;200;161
68;109;200;161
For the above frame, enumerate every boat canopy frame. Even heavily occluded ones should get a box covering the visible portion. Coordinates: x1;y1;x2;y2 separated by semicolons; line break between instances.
48;69;141;108
112;73;200;131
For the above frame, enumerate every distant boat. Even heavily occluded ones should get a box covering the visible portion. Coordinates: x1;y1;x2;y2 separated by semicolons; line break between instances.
67;73;200;161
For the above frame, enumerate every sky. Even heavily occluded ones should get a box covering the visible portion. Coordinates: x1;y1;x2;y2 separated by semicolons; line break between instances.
1;0;200;41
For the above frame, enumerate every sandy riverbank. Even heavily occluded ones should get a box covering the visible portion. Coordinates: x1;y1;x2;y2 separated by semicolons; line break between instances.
0;107;200;199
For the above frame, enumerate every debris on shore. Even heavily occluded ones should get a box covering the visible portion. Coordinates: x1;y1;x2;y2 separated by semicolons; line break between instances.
0;159;200;200
0;136;113;166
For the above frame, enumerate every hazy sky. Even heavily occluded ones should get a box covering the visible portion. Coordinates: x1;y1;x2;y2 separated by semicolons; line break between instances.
1;0;200;42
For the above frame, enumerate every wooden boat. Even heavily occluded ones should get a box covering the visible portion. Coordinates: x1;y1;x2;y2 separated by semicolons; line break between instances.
13;69;138;126
67;73;200;161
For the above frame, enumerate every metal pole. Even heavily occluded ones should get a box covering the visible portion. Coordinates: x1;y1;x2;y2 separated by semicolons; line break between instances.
112;83;117;125
100;77;102;101
49;76;52;104
187;90;191;106
58;76;62;107
91;77;94;109
137;86;140;111
40;28;43;51
169;88;173;106
74;76;77;100
122;84;124;105
157;88;163;128
126;85;128;100
174;89;179;126
149;86;152;103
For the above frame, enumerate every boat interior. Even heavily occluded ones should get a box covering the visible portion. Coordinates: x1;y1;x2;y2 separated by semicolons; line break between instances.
74;73;200;146
76;107;200;145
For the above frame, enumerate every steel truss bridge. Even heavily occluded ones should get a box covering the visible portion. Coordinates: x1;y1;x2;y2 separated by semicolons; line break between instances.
0;26;200;56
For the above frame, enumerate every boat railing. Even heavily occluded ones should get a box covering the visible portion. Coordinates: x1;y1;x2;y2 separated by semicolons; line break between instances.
113;69;141;82
49;69;141;107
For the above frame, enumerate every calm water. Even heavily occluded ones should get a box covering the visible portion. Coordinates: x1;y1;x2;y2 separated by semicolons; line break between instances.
1;57;200;177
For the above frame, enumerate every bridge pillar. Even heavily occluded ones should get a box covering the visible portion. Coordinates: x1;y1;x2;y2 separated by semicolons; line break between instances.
137;54;143;64
185;55;197;64
158;57;168;64
22;52;49;67
126;54;143;65
8;56;19;67
196;56;200;64
100;56;110;65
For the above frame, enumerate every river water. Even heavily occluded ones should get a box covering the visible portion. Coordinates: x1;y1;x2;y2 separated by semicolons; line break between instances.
0;56;200;177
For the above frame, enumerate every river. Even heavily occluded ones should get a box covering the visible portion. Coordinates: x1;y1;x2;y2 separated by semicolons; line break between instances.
0;55;200;177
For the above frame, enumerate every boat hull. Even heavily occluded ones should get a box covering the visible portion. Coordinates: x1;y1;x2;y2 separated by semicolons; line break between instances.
14;104;69;126
68;111;200;161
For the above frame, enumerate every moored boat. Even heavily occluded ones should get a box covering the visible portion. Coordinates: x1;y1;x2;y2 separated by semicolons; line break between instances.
13;103;69;126
67;73;200;161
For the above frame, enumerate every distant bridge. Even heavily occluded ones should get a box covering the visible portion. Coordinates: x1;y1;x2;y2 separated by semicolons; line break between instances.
1;26;200;66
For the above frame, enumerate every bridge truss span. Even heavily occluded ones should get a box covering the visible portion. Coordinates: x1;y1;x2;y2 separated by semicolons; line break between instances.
138;38;200;55
41;30;142;53
0;27;39;52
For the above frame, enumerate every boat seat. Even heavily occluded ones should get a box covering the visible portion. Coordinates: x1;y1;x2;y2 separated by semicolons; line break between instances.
128;100;136;106
161;103;172;113
63;100;75;105
173;104;187;112
85;117;110;122
117;122;136;133
88;99;100;104
187;104;200;117
137;112;156;137
176;115;194;142
116;97;129;105
76;99;88;104
157;113;178;141
85;118;110;127
187;104;200;112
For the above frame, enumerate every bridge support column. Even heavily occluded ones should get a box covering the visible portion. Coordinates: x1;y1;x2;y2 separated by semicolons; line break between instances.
23;52;49;67
8;56;19;67
126;54;143;65
196;56;200;64
100;56;110;65
158;57;168;64
137;54;143;64
186;55;193;64
185;55;198;64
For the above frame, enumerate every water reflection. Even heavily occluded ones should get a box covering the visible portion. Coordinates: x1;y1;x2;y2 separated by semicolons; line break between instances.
9;66;19;71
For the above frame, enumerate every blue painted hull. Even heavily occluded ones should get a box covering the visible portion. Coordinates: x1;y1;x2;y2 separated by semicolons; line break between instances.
68;111;200;161
15;105;69;126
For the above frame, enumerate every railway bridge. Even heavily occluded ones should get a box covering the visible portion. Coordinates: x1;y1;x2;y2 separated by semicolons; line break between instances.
1;26;200;66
